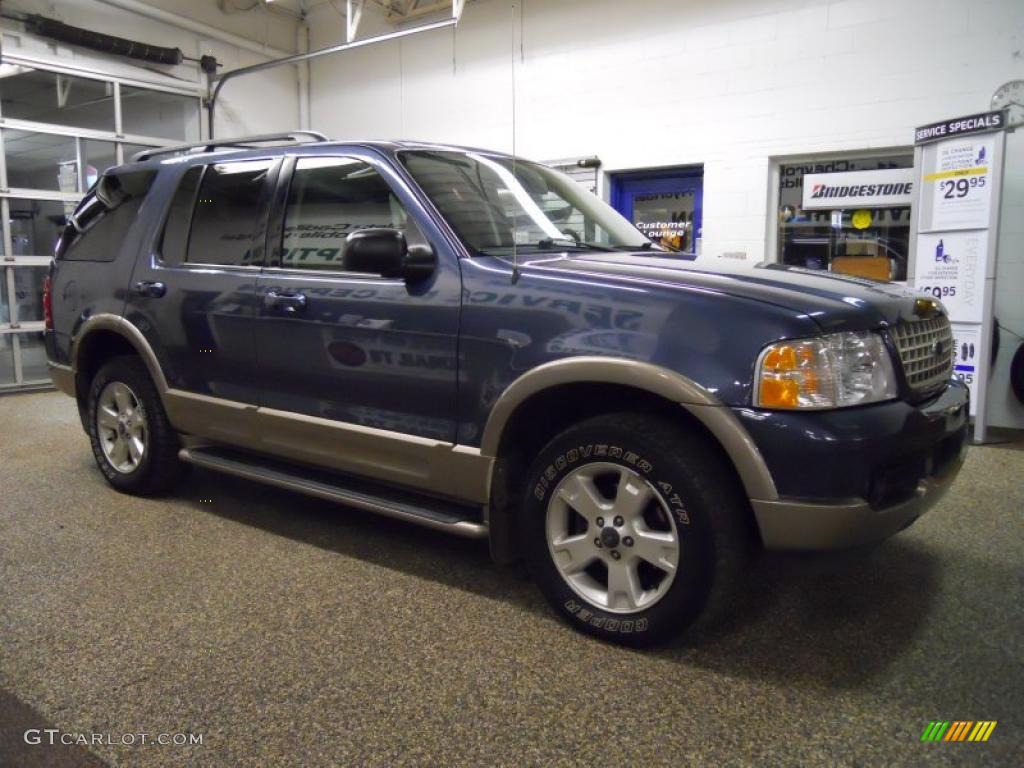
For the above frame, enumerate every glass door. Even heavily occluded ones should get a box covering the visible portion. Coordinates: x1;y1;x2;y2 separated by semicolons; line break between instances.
0;59;200;391
610;168;703;258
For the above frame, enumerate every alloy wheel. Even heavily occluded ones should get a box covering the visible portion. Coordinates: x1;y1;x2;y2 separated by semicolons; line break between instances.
545;462;680;613
96;381;147;474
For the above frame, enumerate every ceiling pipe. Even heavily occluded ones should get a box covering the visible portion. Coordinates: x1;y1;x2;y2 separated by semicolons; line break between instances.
208;16;457;138
93;0;291;59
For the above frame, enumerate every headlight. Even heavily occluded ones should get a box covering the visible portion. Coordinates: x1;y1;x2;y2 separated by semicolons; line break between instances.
755;331;897;409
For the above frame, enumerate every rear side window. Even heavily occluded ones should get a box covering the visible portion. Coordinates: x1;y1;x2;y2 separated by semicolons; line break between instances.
186;159;275;267
57;170;156;261
159;165;203;266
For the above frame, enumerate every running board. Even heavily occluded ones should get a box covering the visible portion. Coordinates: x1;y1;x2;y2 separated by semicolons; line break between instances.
178;446;488;539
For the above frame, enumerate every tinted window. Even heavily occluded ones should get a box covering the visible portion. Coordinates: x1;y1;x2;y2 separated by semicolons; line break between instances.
160;166;203;265
186;160;274;267
58;170;156;261
280;157;417;271
400;150;649;254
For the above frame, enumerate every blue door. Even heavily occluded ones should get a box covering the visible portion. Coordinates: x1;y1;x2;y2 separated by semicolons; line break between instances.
610;168;703;259
254;150;462;444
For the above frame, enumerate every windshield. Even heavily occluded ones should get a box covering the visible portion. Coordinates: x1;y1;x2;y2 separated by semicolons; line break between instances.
400;150;656;255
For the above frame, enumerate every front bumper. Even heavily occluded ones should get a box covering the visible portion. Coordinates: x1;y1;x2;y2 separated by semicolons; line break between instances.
750;451;963;549
738;380;969;550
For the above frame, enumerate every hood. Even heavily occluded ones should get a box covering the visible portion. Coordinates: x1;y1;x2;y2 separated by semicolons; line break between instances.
520;252;937;332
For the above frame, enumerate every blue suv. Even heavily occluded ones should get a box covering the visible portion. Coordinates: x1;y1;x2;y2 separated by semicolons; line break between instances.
44;132;968;646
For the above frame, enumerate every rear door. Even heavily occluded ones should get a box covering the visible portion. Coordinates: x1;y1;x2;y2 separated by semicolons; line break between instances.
124;157;279;408
252;150;462;477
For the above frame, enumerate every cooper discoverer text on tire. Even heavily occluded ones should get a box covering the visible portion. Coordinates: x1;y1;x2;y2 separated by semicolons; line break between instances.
87;355;185;496
521;412;751;646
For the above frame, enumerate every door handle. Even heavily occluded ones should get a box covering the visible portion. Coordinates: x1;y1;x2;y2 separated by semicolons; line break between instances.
133;280;166;298
264;290;307;314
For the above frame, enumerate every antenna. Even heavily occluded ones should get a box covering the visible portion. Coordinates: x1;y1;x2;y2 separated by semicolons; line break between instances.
510;1;520;284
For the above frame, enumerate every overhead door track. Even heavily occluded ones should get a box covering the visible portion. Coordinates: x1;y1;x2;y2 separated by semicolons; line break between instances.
208;16;459;138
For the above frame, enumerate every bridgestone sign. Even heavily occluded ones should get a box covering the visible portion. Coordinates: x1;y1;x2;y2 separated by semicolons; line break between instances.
801;167;914;210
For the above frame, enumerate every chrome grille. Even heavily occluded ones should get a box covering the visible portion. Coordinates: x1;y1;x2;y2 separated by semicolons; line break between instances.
891;316;954;394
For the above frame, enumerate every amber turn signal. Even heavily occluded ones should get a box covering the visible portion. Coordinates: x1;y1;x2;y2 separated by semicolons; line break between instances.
754;332;898;410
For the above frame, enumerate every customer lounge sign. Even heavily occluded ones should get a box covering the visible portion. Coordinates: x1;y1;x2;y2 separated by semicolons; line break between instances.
801;168;914;210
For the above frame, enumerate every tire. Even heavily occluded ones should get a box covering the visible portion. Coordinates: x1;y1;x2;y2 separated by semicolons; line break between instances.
87;355;185;496
521;412;752;647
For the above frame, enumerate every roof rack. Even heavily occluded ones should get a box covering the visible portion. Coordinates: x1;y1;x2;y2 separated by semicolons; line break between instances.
131;131;329;162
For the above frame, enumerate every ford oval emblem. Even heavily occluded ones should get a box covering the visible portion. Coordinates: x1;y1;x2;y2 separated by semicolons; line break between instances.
914;298;941;318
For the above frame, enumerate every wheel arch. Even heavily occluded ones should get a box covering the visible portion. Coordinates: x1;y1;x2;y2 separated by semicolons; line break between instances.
480;358;777;563
72;315;169;428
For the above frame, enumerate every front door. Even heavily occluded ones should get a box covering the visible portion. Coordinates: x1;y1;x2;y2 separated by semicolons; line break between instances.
611;168;703;257
253;151;462;484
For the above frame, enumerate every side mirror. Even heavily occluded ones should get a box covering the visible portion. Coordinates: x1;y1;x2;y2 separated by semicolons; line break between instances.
403;243;437;282
344;228;437;281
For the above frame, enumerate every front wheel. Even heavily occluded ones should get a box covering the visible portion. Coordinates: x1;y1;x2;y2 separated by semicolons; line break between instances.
87;356;185;496
522;412;751;646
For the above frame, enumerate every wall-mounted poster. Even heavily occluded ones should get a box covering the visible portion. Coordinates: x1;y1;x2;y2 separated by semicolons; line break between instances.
913;231;989;323
951;323;982;416
920;136;995;232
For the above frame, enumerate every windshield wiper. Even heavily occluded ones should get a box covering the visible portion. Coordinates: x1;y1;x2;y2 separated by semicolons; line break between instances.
535;238;617;252
477;240;639;257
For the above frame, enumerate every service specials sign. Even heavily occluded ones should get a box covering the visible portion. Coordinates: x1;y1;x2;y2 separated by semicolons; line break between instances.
915;110;1004;234
920;136;996;231
910;109;1006;420
801;167;913;210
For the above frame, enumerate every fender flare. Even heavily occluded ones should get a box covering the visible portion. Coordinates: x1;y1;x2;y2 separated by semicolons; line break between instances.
479;356;778;502
72;313;170;395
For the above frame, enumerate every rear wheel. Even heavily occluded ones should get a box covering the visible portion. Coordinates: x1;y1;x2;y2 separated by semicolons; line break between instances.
522;412;751;646
87;356;184;495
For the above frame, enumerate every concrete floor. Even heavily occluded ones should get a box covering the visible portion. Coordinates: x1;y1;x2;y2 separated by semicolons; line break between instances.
1;391;1021;767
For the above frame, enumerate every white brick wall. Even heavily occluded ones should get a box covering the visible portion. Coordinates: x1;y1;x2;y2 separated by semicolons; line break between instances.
308;0;1024;426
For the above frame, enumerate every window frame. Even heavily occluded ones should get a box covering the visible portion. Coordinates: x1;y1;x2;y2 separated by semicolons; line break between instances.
0;328;50;388
2;262;49;330
765;146;915;276
2;263;48;325
178;157;281;272
0;51;203;146
0;61;200;266
0;56;203;389
156;164;205;268
262;153;427;280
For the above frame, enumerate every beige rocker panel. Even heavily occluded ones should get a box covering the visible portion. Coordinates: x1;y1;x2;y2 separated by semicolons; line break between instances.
479;356;779;503
47;362;76;396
